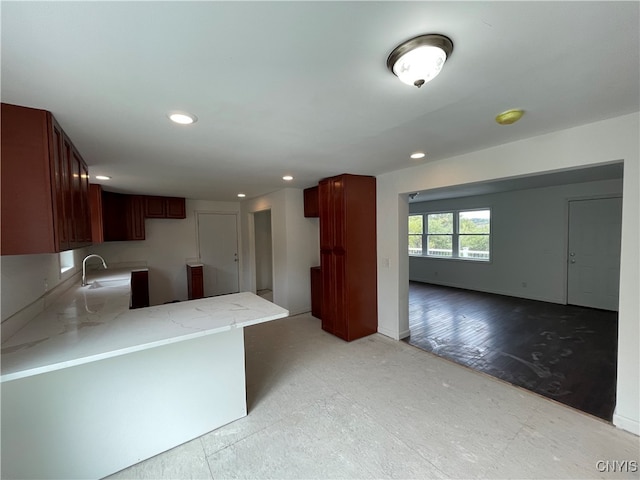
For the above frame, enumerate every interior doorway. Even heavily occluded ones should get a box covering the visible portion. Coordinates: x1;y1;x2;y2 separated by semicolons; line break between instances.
567;197;622;311
253;210;273;302
404;166;624;421
196;212;239;297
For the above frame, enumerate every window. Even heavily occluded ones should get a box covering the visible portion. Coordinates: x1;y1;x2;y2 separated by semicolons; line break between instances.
408;209;490;261
59;251;75;275
408;214;423;255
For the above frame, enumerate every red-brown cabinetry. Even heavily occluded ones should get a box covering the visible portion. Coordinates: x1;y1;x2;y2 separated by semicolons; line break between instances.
318;174;377;341
144;196;186;219
1;103;92;255
91;187;187;243
187;264;204;300
310;266;322;319
130;269;150;309
100;191;146;242
303;186;319;217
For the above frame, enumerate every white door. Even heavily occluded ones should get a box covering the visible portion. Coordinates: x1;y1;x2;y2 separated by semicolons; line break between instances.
567;197;622;311
197;213;239;296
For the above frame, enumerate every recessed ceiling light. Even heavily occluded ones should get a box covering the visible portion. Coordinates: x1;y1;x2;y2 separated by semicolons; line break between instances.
410;152;426;159
94;175;111;180
237;193;246;198
168;112;198;125
282;175;294;181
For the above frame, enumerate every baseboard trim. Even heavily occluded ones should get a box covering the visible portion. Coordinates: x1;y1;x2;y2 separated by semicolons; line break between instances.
409;278;566;305
377;325;400;340
613;412;640;436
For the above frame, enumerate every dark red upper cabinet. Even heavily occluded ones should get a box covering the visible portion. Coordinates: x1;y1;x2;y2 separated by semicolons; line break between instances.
144;195;186;219
304;186;319;217
1;103;91;255
165;197;186;219
144;196;166;218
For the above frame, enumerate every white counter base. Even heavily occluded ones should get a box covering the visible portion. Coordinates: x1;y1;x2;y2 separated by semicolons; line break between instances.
1;288;288;480
2;328;246;480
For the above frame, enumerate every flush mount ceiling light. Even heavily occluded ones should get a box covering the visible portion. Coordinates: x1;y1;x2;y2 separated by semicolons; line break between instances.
282;175;294;181
237;193;246;198
410;152;426;159
94;175;111;180
495;109;525;125
387;34;453;88
168;112;198;125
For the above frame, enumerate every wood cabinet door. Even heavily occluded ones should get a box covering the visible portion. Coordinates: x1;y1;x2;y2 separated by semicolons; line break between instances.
127;196;146;240
69;146;83;248
310;266;322;318
130;270;149;309
304;186;319;217
102;191;126;241
89;184;104;243
78;159;92;244
187;265;204;300
144;196;166;218
165;197;186;219
320;250;335;334
331;251;347;339
318;180;333;251
51;119;70;251
329;176;346;251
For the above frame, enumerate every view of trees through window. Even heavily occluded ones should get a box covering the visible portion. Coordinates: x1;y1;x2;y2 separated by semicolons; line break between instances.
409;209;490;260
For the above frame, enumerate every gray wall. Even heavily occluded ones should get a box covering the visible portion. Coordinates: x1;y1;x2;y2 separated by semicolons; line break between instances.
409;178;623;304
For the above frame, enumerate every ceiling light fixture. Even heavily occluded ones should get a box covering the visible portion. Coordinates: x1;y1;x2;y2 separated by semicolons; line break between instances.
410;152;426;159
168;112;198;125
94;175;111;180
237;193;246;198
495;109;525;125
387;34;453;88
282;175;294;181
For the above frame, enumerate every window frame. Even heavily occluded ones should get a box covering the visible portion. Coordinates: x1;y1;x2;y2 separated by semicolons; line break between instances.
408;208;491;262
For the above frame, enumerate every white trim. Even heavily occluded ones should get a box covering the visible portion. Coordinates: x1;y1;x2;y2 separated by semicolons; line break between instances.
613;412;640;436
378;325;402;340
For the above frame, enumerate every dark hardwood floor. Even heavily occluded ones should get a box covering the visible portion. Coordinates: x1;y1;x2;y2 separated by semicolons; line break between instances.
404;281;618;421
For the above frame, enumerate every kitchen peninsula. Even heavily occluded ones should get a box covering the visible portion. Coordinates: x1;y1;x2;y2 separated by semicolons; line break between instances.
1;268;289;479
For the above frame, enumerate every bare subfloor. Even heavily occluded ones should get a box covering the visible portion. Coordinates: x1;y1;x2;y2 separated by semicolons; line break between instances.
107;312;637;479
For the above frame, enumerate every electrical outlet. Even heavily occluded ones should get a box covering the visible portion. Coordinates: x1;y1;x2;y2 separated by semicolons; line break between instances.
522;282;527;288
44;278;49;292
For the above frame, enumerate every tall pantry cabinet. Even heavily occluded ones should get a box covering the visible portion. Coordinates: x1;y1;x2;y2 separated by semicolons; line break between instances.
318;174;378;341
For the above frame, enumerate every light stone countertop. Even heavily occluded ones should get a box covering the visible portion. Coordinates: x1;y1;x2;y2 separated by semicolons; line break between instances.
1;268;289;382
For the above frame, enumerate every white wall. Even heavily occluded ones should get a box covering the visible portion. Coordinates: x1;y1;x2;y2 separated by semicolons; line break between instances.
377;112;640;435
1;247;89;325
254;210;273;291
92;199;239;306
408;179;623;304
240;188;319;316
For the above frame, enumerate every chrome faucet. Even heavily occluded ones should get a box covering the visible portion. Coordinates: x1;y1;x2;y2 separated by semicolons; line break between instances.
82;254;108;286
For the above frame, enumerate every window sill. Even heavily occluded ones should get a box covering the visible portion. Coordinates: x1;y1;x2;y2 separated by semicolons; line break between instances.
409;254;491;263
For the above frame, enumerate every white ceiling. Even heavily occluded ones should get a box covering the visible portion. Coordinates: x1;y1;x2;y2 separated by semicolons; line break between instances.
2;2;638;201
